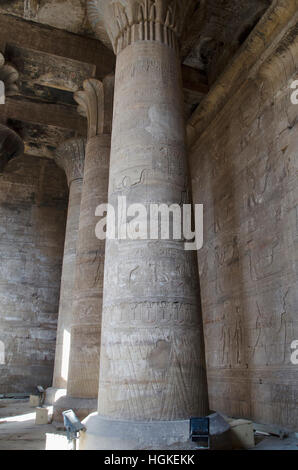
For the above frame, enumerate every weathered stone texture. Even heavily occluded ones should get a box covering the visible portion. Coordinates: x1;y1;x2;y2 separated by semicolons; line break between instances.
0;0;93;37
0;125;24;172
66;77;113;400
189;23;298;430
97;41;209;423
66;135;110;398
0;155;67;393
52;139;85;390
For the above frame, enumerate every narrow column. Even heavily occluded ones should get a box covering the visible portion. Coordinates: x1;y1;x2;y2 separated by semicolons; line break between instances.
81;0;209;449
46;139;85;405
57;76;114;420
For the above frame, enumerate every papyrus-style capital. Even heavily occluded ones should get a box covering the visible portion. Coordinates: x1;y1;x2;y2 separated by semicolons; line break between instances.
0;124;24;172
88;0;197;54
74;75;114;139
55;138;86;187
0;52;19;97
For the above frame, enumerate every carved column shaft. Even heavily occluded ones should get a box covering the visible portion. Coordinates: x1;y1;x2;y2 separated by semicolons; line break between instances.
99;40;209;420
80;0;209;449
66;76;114;407
52;139;85;391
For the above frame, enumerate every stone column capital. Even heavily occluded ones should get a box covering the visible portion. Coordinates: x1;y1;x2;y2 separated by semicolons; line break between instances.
55;138;86;187
88;0;198;54
74;75;114;139
0;52;19;97
0;124;24;172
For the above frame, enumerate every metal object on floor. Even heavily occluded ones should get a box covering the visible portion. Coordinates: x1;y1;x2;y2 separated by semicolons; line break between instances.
62;409;86;450
190;417;210;449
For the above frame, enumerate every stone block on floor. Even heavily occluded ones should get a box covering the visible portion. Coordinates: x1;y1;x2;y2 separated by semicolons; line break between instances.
229;419;255;449
35;407;49;425
29;395;40;407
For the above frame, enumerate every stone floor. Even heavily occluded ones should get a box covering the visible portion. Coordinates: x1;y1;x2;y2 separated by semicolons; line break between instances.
0;399;297;450
253;434;298;450
0;399;67;450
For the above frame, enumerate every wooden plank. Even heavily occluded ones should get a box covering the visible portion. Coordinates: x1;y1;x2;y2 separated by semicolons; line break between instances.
0;13;115;79
3;97;87;135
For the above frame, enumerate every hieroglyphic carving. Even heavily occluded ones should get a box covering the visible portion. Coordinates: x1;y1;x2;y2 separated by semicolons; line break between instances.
99;326;207;420
88;0;198;54
66;77;113;401
104;255;200;301
55;138;86;187
102;301;202;328
114;57;178;89
74;75;114;138
110;144;187;191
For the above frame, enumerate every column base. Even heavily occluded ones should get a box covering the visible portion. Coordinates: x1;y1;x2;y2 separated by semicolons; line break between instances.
79;412;232;450
52;395;97;423
45;387;67;405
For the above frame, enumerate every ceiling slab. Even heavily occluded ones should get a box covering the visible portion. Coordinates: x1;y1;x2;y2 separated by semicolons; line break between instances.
8;119;75;159
6;45;96;93
3;97;86;135
0;13;115;79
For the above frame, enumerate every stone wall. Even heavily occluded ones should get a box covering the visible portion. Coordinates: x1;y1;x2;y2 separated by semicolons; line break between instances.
0;155;67;393
189;27;298;430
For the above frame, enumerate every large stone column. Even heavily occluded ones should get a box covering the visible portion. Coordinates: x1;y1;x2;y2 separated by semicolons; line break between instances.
46;139;85;405
57;76;114;420
81;0;209;449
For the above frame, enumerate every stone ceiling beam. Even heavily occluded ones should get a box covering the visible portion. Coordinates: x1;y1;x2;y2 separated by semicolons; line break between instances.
0;13;115;80
181;64;209;94
2;97;87;136
0;14;208;97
